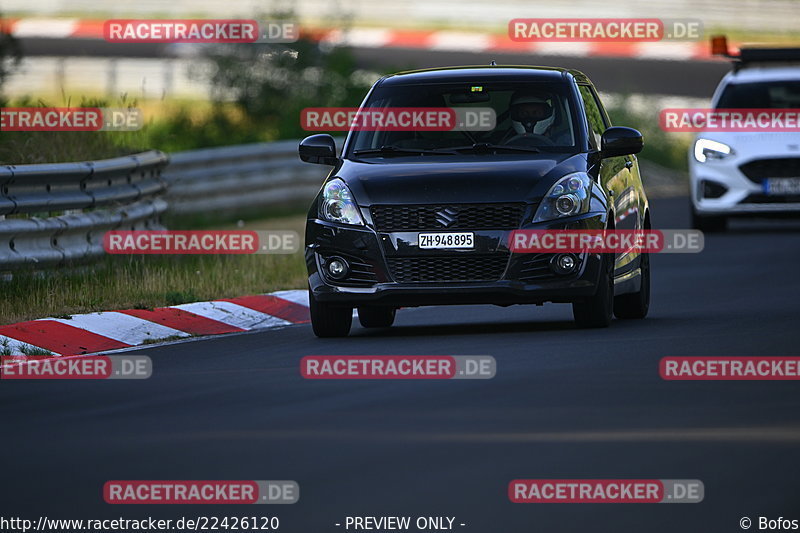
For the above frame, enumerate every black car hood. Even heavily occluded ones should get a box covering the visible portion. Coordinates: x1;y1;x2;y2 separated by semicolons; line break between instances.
335;154;588;205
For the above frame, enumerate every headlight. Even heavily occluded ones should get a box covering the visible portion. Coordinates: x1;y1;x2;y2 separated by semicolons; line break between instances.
319;178;364;226
533;173;593;222
694;138;734;163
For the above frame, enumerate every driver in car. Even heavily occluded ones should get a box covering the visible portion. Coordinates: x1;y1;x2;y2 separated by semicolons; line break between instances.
501;91;557;145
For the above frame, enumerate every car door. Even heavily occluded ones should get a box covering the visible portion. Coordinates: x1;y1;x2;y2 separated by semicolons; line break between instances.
577;84;637;273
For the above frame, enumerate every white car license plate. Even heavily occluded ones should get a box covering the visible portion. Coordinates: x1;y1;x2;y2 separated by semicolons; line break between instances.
764;178;800;195
418;232;474;249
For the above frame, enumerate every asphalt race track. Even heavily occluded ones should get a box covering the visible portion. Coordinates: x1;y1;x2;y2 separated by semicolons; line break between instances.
2;197;800;532
352;48;730;98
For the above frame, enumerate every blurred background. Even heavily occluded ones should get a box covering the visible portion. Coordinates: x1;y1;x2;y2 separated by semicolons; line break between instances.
2;0;798;164
0;0;798;323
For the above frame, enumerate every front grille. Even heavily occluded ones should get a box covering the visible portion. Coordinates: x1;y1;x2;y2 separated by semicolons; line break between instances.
739;158;800;184
742;193;800;204
371;203;526;232
386;254;509;283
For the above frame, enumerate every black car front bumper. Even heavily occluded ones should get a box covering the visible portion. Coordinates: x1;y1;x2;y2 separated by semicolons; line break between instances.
305;209;610;307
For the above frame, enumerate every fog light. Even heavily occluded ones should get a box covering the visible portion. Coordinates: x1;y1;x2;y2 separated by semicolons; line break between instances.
701;180;727;199
327;257;349;280
550;253;578;275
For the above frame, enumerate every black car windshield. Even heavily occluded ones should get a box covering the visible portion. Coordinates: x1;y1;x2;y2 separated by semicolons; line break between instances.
716;80;800;108
346;81;580;159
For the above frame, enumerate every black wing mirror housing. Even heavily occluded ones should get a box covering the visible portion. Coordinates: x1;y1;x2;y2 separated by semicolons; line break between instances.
601;127;643;158
299;134;338;165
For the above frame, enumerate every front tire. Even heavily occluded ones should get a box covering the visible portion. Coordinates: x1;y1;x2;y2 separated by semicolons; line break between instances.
309;287;352;338
357;306;396;328
614;252;650;319
572;253;614;328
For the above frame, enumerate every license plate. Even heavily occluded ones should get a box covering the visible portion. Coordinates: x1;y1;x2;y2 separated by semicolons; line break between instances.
764;178;800;195
418;232;474;249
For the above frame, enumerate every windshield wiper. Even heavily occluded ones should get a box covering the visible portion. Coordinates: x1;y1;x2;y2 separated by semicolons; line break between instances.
450;143;541;154
352;145;457;156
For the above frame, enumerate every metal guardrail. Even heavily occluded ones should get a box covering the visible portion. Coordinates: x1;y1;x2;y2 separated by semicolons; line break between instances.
162;140;331;216
0;151;169;269
0;140;333;270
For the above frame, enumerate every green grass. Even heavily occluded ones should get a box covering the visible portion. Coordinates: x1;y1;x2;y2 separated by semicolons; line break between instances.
0;215;309;325
0;97;268;165
0;130;144;165
140;334;192;345
0;95;149;165
606;97;693;173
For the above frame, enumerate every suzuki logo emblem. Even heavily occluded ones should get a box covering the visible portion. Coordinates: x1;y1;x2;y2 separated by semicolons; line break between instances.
434;207;459;227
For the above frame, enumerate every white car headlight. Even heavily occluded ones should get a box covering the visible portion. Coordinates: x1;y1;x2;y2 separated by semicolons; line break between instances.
319;178;364;226
533;173;593;222
694;138;734;163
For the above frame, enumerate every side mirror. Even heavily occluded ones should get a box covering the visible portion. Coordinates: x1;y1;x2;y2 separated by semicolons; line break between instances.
601;127;643;158
299;134;338;165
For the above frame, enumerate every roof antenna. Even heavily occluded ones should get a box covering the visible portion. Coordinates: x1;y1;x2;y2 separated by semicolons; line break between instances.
490;60;497;66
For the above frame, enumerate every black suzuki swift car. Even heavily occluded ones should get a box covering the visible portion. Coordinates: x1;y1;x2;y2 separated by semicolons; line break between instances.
300;65;650;337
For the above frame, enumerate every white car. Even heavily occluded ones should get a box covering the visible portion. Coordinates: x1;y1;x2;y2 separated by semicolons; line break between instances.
689;50;800;232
